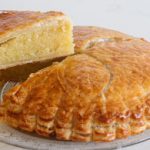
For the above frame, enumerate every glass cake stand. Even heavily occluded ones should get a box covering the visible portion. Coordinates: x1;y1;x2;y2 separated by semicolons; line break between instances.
0;82;150;150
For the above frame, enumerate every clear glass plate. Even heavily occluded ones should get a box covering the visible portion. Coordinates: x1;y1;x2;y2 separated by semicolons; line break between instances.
0;82;150;150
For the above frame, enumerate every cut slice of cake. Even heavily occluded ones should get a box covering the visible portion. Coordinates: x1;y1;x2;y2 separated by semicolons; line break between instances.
0;10;74;70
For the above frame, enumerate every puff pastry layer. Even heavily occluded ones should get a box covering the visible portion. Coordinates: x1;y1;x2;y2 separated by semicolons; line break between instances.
0;26;150;142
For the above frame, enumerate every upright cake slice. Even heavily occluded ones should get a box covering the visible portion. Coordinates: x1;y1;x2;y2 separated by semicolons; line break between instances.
0;10;74;70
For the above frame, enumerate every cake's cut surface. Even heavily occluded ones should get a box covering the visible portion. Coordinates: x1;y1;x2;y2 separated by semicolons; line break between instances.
0;10;74;70
0;26;150;142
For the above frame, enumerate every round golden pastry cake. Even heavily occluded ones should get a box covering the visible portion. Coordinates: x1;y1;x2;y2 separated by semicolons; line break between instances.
0;26;150;142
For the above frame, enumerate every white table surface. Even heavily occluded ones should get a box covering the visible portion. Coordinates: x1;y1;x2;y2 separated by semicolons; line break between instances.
0;0;150;149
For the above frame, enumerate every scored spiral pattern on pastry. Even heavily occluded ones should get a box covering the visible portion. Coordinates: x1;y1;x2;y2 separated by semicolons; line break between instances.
0;26;150;142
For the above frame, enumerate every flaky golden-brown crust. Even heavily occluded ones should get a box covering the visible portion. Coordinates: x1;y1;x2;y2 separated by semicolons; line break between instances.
0;26;150;142
73;26;133;52
0;10;64;43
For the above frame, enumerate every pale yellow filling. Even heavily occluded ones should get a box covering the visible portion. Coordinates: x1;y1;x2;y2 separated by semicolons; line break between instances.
0;19;74;68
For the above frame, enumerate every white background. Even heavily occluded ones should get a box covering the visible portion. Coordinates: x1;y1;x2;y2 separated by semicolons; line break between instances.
0;0;150;149
0;0;150;40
